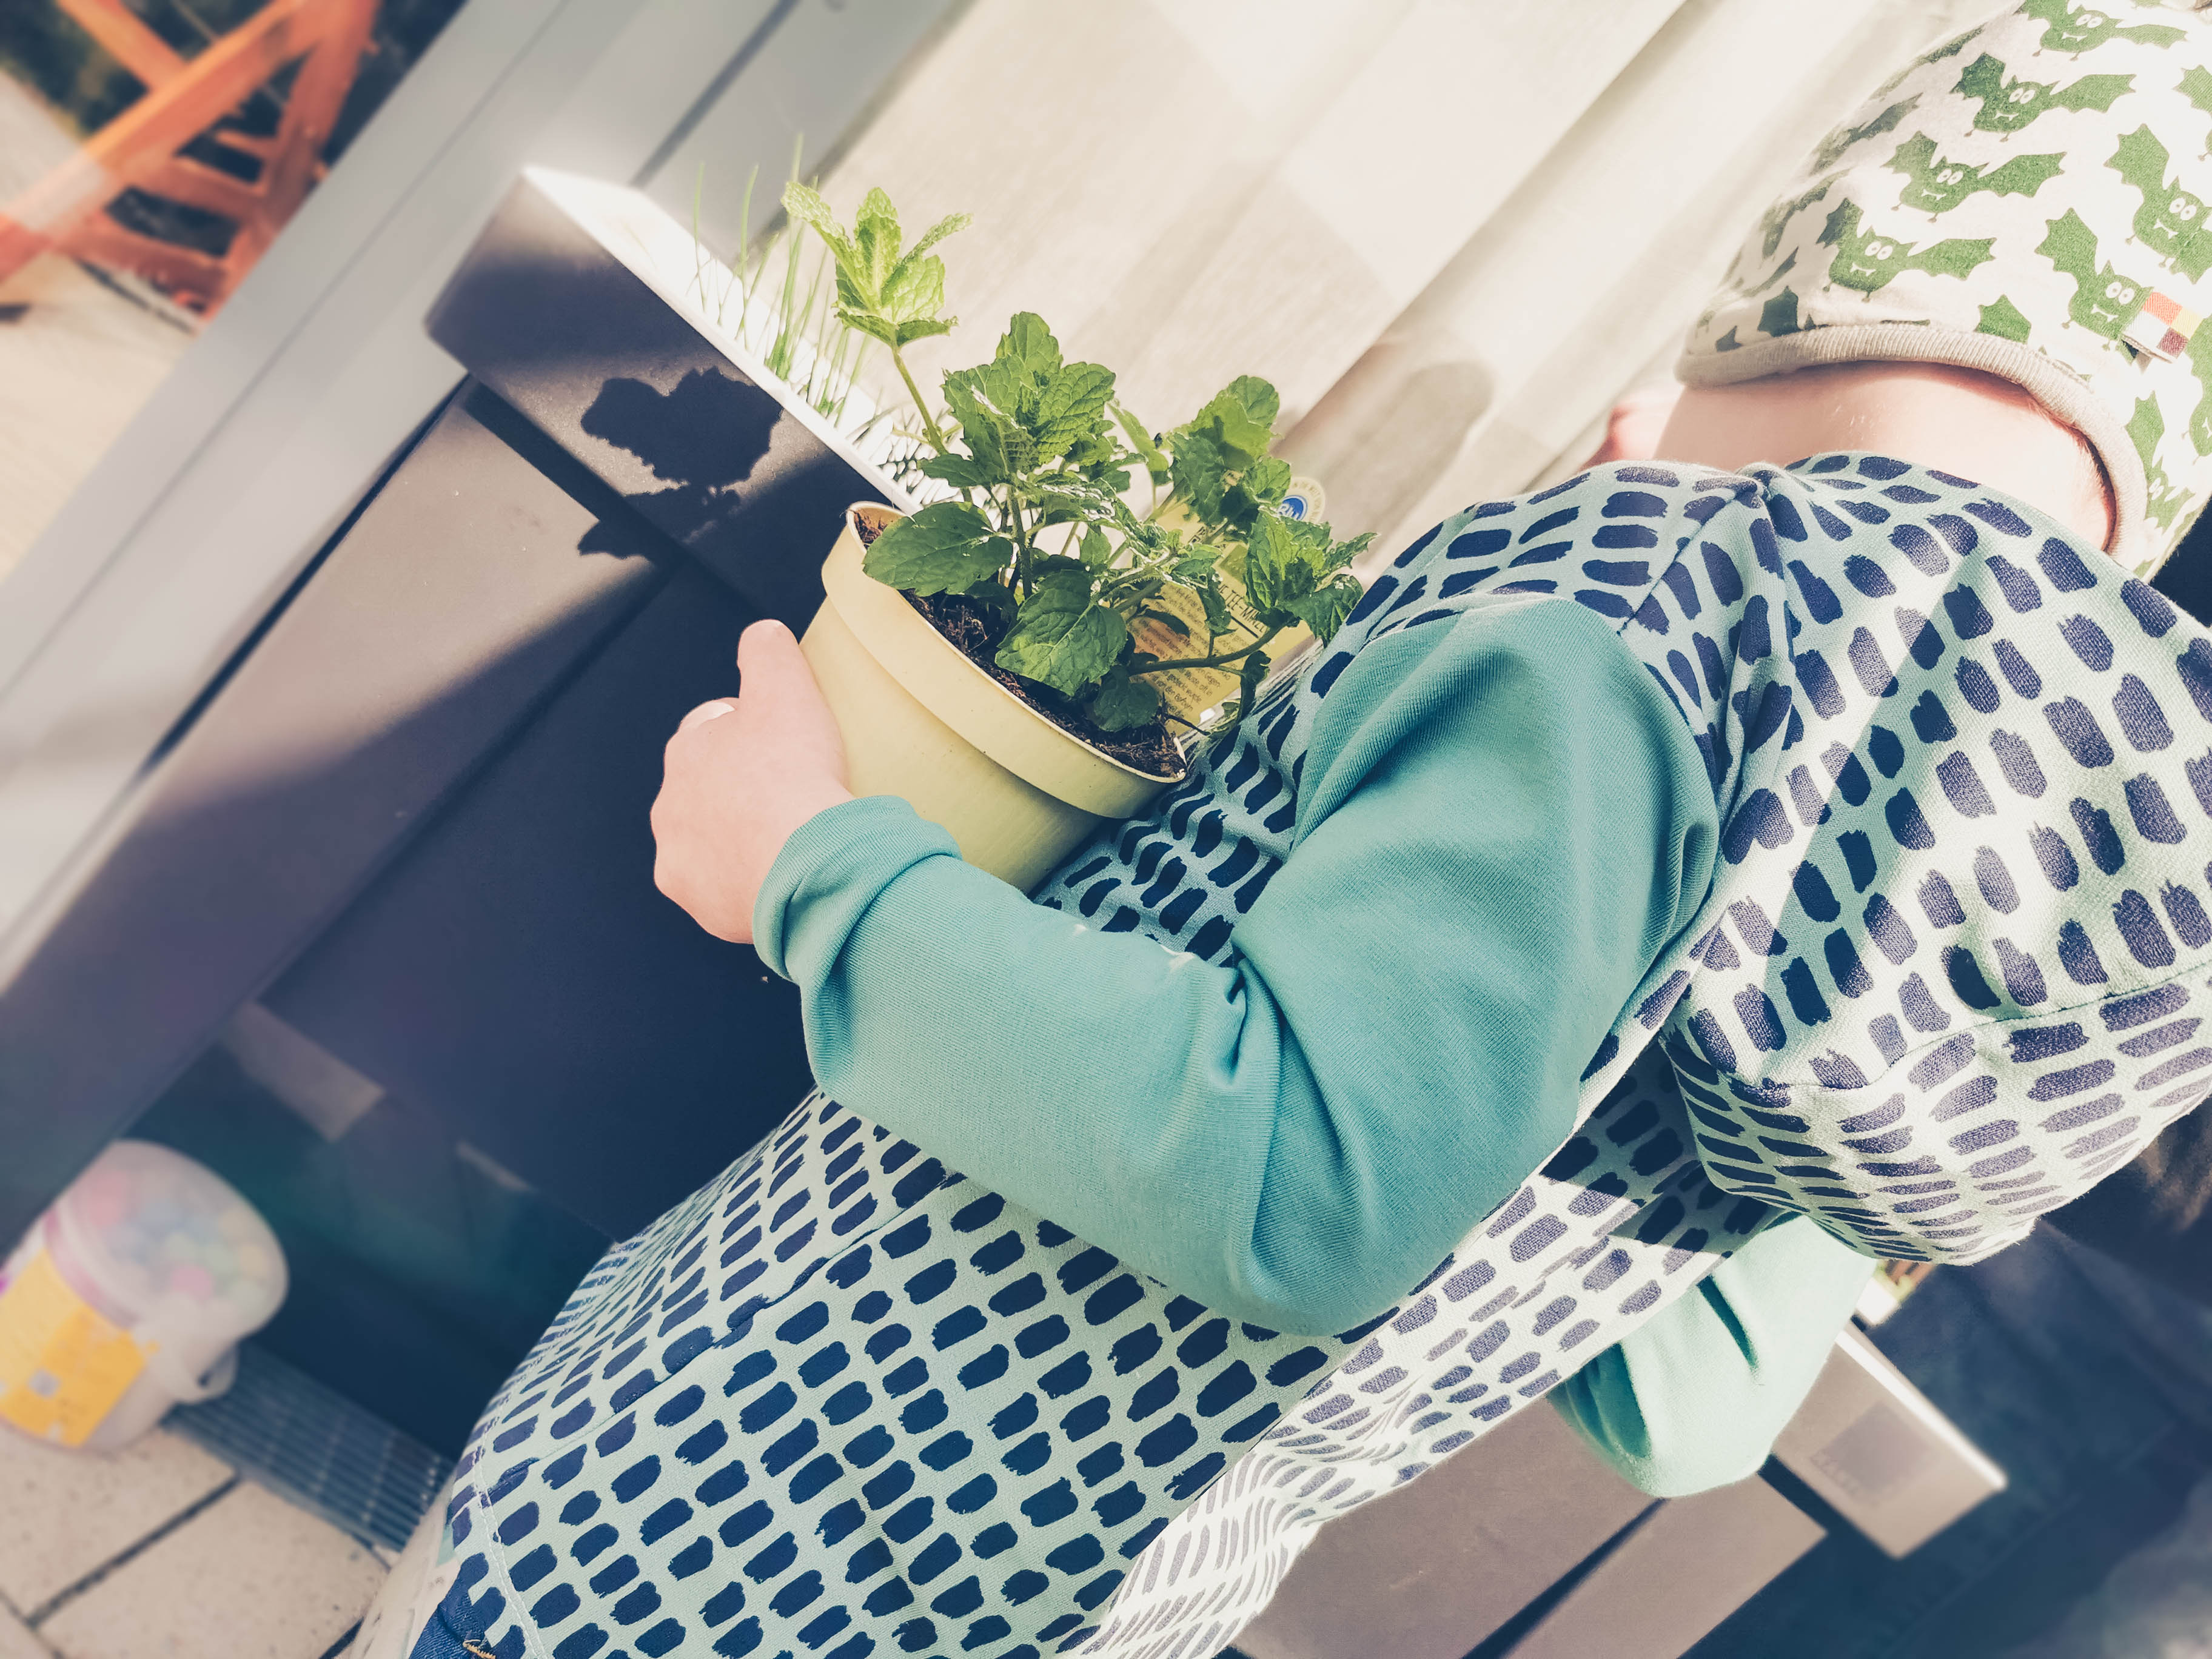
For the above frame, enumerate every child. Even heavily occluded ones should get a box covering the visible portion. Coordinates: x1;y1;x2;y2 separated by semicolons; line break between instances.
398;6;2212;1657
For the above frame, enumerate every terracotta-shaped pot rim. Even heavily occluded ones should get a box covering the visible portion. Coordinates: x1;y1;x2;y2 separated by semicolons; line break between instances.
822;504;1182;816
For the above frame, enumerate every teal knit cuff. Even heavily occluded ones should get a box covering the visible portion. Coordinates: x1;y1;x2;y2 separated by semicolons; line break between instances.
751;794;959;982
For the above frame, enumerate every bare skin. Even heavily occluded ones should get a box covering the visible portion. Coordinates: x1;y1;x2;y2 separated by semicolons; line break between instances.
1655;361;2114;551
651;362;2117;943
652;619;851;944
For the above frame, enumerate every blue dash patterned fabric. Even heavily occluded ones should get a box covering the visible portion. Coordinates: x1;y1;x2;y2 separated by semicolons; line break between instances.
430;455;2212;1659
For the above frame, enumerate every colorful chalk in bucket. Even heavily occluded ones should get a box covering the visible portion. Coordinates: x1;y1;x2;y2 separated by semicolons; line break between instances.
0;1142;286;1452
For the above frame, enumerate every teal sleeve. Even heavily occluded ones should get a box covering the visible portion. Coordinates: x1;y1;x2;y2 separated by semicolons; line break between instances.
755;600;1718;1334
1549;1215;1877;1497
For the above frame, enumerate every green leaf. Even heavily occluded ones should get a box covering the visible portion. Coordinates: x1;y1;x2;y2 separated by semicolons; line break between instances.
831;264;876;320
907;212;971;263
1240;509;1304;620
962;578;1017;630
1225;375;1279;427
1088;670;1161;732
1221;454;1294;534
1031;473;1126;522
1244;455;1292;506
1282;571;1363;641
999;312;1063;377
782;179;833;231
788;196;863;300
940;374;1014;480
836;307;901;348
1031;361;1117;460
918;452;999;488
1136;608;1190;637
995;569;1130;694
878;252;945;325
1080;525;1114;573
1190;571;1234;637
862;502;1011;594
854;186;902;294
1114;406;1170;484
1119;520;1175;561
1328;530;1375;572
894;316;956;347
782;182;851;261
1210;644;1272;736
1181;381;1275;465
1170;431;1227;523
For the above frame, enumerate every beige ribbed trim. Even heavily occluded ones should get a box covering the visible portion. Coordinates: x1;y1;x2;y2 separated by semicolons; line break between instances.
1677;323;2147;568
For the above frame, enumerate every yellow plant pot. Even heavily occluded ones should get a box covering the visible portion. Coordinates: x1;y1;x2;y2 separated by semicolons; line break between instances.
800;506;1179;891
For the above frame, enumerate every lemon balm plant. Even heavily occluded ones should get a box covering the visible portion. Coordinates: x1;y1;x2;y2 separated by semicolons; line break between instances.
783;183;1370;752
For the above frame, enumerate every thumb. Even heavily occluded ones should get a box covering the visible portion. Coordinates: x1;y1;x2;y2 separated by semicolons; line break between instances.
736;617;846;782
736;618;809;699
736;618;834;725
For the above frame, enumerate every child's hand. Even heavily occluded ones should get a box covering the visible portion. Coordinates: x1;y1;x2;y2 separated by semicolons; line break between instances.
651;619;852;944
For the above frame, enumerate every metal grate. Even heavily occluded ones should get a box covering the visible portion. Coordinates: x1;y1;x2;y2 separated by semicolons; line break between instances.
169;1342;451;1553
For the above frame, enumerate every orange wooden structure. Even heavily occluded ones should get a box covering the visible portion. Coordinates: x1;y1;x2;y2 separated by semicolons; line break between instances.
0;0;378;315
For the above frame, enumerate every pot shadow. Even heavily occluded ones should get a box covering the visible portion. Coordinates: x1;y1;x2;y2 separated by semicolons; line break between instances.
574;365;782;560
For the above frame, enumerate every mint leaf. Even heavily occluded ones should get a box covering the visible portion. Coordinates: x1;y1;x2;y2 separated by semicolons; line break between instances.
999;312;1062;377
854;187;902;295
1221;454;1293;534
941;374;1016;479
1225;375;1280;428
1114;406;1170;485
836;307;901;348
895;315;954;347
995;569;1130;694
1032;361;1116;460
877;250;945;327
1178;567;1233;637
1080;525;1113;572
1170;431;1227;522
1137;607;1190;638
907;211;971;263
1088;669;1161;731
1241;509;1305;620
962;578;1016;630
1328;530;1375;572
793;186;959;362
863;503;1010;594
1244;455;1293;505
1182;383;1273;465
782;182;857;275
1283;571;1362;640
1030;474;1126;527
919;452;998;489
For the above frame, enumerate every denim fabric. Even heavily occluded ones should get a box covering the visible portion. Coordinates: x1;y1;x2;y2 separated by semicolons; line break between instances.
407;1603;496;1659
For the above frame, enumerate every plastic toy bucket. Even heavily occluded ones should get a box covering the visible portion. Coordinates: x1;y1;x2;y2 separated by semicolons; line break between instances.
0;1142;287;1452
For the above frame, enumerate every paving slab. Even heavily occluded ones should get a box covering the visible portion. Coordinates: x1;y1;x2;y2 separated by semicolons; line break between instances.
0;1603;49;1659
0;1427;231;1615
41;1481;384;1659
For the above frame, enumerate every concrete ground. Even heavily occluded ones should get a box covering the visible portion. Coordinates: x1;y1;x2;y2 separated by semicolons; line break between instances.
0;1423;389;1659
0;73;195;586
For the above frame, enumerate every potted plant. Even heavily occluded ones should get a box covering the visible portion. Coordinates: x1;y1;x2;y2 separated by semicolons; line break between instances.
781;184;1372;890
